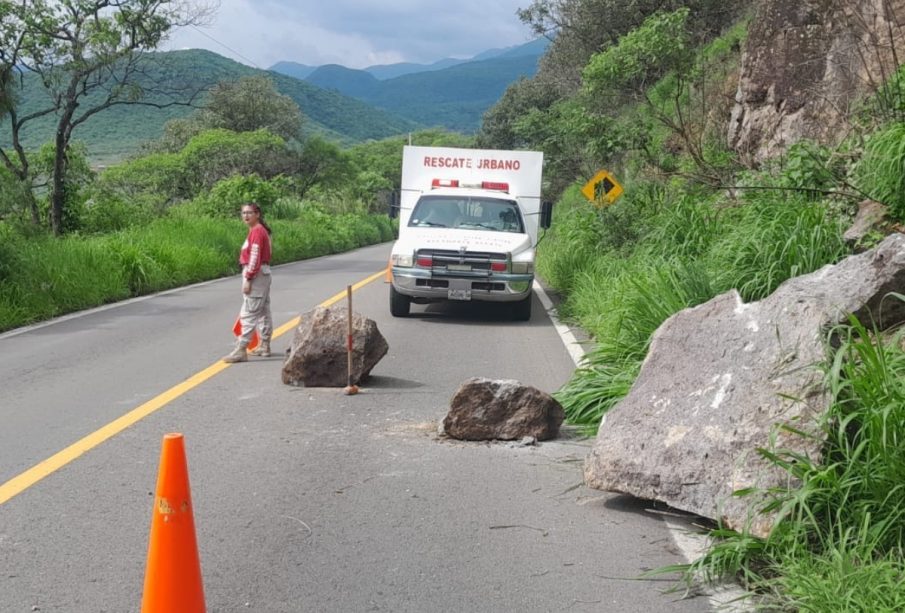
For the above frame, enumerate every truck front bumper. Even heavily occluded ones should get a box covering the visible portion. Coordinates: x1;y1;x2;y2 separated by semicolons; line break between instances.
392;268;533;303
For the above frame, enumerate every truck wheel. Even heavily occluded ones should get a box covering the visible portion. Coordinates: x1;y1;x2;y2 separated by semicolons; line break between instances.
512;294;532;321
390;286;411;317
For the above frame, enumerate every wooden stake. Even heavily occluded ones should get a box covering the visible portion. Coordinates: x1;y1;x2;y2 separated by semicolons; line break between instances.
343;285;359;395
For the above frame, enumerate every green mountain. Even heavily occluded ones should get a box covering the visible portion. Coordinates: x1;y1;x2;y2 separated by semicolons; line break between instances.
306;64;381;98
3;49;421;163
362;57;465;80
272;38;548;83
270;38;549;132
363;55;541;131
472;37;551;61
270;56;470;81
267;61;319;80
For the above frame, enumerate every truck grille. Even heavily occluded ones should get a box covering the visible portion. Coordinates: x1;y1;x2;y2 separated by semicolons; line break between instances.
417;249;507;272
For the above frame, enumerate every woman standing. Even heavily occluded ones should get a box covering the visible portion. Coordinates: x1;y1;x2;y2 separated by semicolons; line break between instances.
223;202;273;363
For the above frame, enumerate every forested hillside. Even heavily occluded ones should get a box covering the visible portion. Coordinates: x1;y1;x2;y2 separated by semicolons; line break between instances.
363;55;542;131
1;49;419;163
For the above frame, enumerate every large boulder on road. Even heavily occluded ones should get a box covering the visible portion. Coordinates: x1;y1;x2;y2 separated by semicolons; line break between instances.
282;307;388;387
443;378;564;441
584;233;905;538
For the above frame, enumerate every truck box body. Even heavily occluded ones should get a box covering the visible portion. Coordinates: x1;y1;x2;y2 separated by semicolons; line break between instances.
389;146;544;319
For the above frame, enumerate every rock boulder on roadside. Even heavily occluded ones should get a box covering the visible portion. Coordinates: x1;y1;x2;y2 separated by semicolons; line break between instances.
282;306;388;387
443;377;564;441
584;233;905;537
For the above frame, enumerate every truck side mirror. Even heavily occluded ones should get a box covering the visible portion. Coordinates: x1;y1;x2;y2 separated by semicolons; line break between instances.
388;191;399;219
540;200;553;229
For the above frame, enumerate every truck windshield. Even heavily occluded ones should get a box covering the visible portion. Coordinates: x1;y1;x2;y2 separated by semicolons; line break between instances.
409;196;524;233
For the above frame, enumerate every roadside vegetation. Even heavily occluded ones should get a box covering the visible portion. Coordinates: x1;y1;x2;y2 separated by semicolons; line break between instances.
476;1;905;609
0;115;471;331
4;0;905;609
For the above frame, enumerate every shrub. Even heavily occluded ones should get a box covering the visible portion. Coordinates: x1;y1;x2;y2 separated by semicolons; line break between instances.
81;188;158;234
856;122;905;221
193;174;284;219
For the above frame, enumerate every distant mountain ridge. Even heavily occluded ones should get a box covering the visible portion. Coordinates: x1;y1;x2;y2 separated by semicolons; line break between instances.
362;55;541;131
305;64;379;98
271;38;549;132
269;37;549;82
3;38;550;163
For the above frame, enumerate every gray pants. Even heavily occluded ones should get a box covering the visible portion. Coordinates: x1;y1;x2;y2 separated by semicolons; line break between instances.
238;269;273;347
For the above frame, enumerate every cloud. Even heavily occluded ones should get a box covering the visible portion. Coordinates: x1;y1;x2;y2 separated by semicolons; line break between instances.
163;0;534;69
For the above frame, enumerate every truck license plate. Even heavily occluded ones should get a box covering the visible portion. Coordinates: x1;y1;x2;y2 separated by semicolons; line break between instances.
448;288;471;301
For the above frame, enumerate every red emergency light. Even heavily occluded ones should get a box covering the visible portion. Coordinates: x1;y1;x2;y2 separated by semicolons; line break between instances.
431;179;459;188
430;179;510;192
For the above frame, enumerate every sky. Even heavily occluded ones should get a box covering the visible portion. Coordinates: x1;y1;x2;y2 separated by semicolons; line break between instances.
162;0;538;70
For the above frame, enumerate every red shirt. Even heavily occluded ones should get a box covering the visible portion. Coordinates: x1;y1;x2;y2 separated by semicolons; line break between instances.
239;224;271;279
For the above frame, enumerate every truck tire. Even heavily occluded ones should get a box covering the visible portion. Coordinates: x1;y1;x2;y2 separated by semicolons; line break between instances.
390;285;411;317
512;294;532;321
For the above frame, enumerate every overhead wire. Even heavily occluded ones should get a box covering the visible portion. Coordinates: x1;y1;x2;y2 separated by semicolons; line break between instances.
183;24;263;69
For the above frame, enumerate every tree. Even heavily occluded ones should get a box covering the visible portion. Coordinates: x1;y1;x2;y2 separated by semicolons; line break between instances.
293;136;349;199
0;0;213;235
0;0;44;225
179;128;290;193
202;75;303;142
477;77;560;149
515;0;747;100
582;8;739;185
146;74;304;154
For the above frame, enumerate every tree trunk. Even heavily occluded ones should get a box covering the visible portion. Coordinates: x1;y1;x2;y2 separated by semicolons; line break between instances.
26;189;40;226
50;130;68;236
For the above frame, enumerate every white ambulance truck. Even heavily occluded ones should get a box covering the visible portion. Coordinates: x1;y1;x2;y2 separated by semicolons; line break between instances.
389;145;550;321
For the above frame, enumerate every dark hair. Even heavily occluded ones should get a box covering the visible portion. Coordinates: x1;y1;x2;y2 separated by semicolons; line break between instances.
244;202;272;236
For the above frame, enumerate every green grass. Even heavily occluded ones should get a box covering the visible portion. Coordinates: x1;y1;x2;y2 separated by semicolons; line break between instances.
0;211;394;332
856;122;905;220
707;193;849;302
670;313;905;611
539;178;848;431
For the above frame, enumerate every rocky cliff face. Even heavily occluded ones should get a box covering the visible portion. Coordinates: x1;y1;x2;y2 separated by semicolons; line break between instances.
729;0;905;164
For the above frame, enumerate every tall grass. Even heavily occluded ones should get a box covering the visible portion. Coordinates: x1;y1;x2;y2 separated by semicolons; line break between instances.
536;187;609;300
555;257;717;432
676;312;905;611
708;194;848;301
0;211;395;332
856;122;905;220
540;181;848;430
0;235;129;330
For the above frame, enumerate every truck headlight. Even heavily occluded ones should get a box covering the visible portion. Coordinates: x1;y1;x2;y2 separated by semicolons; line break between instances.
391;253;414;267
510;261;533;274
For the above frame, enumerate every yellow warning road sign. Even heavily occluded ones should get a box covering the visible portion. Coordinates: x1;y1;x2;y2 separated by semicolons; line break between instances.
581;169;623;206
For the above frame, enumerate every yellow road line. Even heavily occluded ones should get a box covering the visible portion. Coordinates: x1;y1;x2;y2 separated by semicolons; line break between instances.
0;270;387;506
272;269;386;337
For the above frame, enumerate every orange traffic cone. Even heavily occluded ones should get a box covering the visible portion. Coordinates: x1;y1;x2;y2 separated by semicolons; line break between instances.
141;433;205;613
232;316;259;351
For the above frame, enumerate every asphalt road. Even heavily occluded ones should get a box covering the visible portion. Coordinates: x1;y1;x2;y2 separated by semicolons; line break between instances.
0;242;711;612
